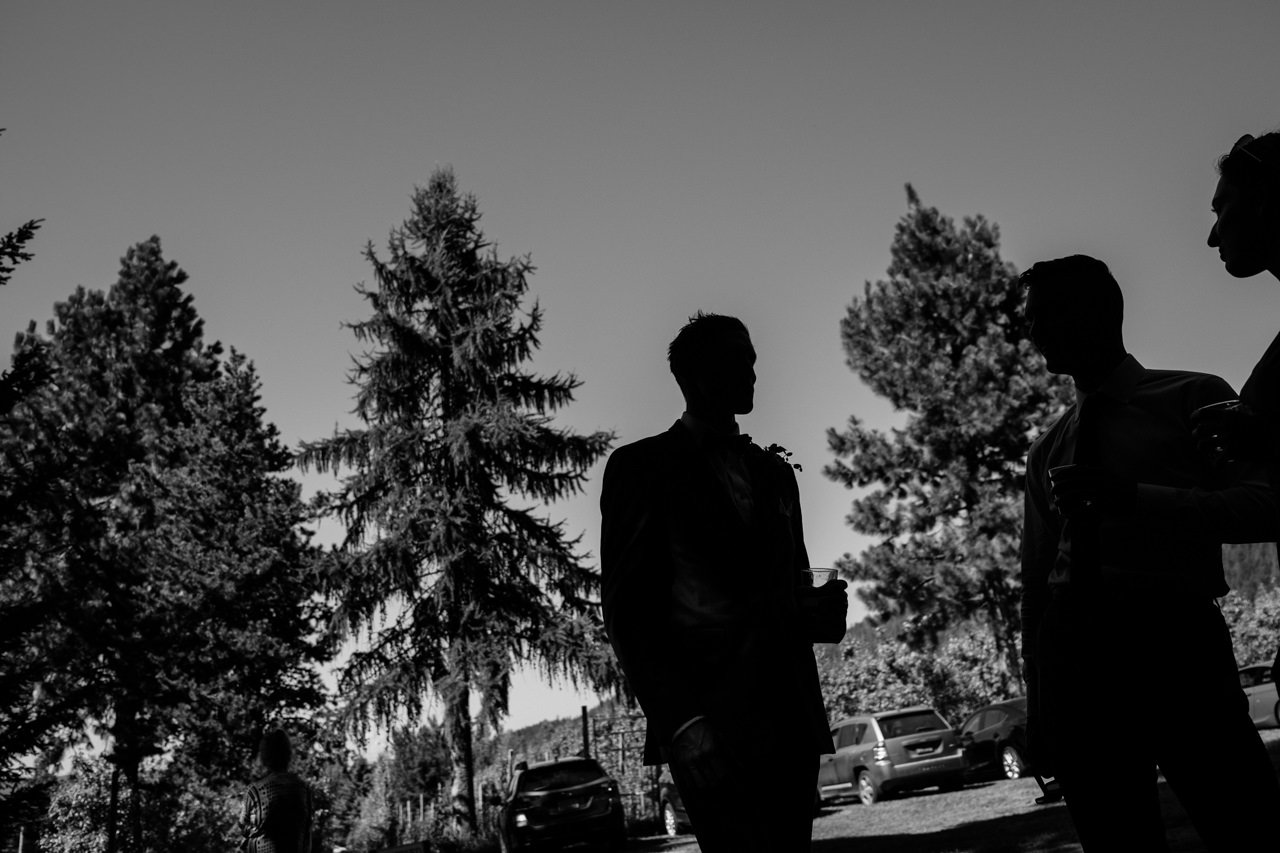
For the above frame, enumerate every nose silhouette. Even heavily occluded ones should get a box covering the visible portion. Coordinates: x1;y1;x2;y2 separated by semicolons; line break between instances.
1207;221;1219;248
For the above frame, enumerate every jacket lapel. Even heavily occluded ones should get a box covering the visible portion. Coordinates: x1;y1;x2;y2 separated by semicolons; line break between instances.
667;420;750;529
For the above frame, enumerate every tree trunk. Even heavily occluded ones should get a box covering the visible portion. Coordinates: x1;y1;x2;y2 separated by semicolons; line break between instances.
984;578;1023;687
106;764;121;853
127;761;142;853
444;681;477;836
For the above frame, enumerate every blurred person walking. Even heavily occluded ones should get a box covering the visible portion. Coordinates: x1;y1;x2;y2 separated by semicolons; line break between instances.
236;729;314;853
600;312;847;852
1020;255;1280;850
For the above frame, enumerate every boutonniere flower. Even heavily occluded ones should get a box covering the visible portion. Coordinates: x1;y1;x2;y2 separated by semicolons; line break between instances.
740;435;802;471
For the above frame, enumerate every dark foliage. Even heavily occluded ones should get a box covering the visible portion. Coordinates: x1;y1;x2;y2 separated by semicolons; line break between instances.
299;168;618;834
825;186;1073;680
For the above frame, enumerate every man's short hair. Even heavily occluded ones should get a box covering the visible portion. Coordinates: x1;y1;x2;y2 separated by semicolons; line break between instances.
1018;254;1123;328
1217;132;1280;198
667;312;749;391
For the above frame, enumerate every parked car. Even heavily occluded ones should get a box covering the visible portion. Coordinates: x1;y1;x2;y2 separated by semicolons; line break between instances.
656;778;690;837
497;756;626;852
817;706;967;805
1239;663;1280;728
957;698;1031;781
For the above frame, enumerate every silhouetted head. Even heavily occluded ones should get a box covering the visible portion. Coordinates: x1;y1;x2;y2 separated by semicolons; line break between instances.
1020;255;1126;386
258;729;293;773
1208;132;1280;279
668;312;756;419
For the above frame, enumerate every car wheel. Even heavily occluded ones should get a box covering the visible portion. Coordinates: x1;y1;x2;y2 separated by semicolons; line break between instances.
662;800;679;837
858;770;880;806
1001;744;1027;779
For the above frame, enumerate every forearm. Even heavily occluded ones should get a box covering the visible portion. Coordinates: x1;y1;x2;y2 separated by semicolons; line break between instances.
1135;475;1280;543
602;588;702;737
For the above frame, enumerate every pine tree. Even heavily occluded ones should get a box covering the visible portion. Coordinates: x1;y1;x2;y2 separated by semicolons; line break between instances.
0;239;329;851
1;128;51;415
299;168;617;834
825;186;1072;682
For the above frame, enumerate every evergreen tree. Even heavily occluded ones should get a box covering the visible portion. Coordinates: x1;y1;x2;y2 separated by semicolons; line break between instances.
0;238;329;851
300;168;617;834
1;130;52;414
825;186;1072;682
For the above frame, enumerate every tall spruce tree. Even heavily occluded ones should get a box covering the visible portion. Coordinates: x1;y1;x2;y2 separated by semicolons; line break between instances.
2;129;51;415
1;239;329;851
299;169;617;834
825;187;1072;681
0;131;56;831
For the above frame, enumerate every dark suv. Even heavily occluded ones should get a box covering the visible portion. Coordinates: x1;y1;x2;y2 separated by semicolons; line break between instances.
497;756;626;852
957;697;1031;781
817;706;967;805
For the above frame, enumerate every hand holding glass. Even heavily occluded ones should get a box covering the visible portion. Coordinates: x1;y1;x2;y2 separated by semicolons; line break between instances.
800;568;838;588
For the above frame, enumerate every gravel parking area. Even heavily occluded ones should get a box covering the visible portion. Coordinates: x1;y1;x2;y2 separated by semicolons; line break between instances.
626;729;1280;853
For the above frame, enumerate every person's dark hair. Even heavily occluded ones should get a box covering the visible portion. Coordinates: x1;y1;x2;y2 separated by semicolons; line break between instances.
258;729;293;772
667;312;749;392
1018;254;1124;328
1217;132;1280;196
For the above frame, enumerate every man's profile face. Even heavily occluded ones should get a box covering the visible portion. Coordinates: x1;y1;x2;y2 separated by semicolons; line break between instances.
693;328;757;416
1024;284;1097;377
1208;175;1274;279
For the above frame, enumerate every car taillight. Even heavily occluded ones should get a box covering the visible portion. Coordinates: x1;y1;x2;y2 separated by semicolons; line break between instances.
514;813;529;828
872;742;889;762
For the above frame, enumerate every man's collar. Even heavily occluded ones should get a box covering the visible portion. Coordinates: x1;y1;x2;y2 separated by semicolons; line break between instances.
1076;353;1143;405
679;411;741;448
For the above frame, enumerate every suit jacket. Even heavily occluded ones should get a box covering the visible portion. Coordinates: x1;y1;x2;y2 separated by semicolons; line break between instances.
600;420;834;765
1241;330;1280;490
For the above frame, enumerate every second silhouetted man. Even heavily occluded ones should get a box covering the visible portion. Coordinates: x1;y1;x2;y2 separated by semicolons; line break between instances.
1020;255;1280;850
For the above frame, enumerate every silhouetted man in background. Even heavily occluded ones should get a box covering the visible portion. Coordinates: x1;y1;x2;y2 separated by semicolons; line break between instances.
237;729;313;853
1020;255;1280;850
600;312;846;852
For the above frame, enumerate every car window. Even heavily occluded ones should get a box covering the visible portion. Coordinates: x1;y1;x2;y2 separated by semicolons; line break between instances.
960;712;983;735
988;710;1007;728
835;724;859;749
877;710;948;738
1241;669;1260;688
858;723;876;745
517;761;608;792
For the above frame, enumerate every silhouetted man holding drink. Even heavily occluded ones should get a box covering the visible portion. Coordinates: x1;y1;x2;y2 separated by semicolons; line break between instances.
600;312;846;852
1019;255;1280;850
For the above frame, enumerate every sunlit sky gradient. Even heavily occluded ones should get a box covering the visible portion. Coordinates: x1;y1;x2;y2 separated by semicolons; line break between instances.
4;1;1280;736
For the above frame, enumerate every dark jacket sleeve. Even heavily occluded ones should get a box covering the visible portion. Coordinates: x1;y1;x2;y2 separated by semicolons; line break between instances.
1134;374;1280;543
599;442;703;743
1020;438;1058;669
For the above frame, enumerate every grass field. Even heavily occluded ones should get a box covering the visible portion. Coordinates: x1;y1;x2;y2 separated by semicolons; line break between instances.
626;729;1280;852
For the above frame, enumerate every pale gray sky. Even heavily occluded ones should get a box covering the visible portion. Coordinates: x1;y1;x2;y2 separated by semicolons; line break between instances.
4;1;1279;732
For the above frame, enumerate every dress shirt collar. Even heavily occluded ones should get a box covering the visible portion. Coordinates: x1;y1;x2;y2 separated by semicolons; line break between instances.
679;411;741;449
1076;353;1144;406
